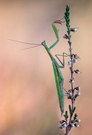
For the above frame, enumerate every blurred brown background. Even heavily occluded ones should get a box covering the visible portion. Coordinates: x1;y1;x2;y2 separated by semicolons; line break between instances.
0;0;91;135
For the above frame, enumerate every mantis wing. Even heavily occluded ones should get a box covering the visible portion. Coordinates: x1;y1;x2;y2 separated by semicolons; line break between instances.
52;62;64;114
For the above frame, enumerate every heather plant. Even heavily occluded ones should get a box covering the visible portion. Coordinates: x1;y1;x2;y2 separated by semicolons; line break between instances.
58;5;80;135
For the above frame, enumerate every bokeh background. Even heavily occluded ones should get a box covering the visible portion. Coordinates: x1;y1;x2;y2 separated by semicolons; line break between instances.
0;0;91;135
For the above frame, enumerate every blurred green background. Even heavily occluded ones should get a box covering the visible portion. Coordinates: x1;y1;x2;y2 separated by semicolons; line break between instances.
0;0;92;135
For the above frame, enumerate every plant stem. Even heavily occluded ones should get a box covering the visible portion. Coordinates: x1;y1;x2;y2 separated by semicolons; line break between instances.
63;5;80;135
65;30;75;135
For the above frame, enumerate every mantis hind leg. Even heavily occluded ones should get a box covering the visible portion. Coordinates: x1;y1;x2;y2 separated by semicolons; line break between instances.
55;52;69;68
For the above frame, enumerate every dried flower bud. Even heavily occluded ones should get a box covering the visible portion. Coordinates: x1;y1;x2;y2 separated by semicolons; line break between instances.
67;95;72;99
59;120;66;128
68;60;72;66
76;119;81;123
77;92;80;96
59;120;67;129
70;123;74;127
73;54;80;59
69;78;75;83
74;69;80;74
74;86;80;91
76;124;80;128
74;123;80;128
63;123;67;128
68;59;77;67
63;34;69;39
72;58;77;63
70;120;74;123
68;89;72;93
74;87;81;97
68;60;74;67
70;28;78;32
59;120;66;124
67;89;72;99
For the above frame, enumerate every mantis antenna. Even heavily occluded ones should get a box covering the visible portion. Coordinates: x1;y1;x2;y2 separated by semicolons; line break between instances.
9;39;42;50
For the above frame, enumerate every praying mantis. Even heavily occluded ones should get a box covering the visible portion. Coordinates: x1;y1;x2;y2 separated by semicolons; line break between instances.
41;22;66;114
10;19;69;115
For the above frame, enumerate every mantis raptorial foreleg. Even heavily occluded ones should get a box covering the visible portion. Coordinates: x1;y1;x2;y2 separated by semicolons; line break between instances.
48;22;69;69
48;22;59;50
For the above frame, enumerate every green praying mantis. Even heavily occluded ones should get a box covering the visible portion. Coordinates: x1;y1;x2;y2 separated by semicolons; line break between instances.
41;22;66;114
10;19;69;115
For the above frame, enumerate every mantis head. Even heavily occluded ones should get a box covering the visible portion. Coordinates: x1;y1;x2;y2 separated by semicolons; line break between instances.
41;40;48;48
54;17;65;25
